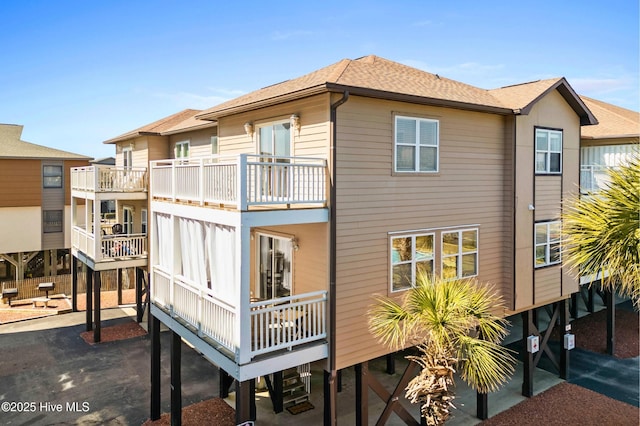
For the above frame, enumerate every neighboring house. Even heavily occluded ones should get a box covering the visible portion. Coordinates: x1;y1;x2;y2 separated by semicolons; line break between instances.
0;124;90;283
91;55;599;424
579;96;639;193
69;109;217;337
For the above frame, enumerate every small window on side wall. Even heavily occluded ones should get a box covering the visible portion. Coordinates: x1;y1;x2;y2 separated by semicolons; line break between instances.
395;116;439;173
535;221;561;267
43;165;63;188
175;141;190;159
535;129;562;174
390;233;434;292
442;229;478;279
43;210;63;233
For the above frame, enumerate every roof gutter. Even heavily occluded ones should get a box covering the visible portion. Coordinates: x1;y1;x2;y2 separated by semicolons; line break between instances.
327;90;349;424
324;83;513;115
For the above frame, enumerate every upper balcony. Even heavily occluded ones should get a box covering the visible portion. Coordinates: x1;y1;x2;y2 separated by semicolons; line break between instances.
150;154;328;212
71;166;148;197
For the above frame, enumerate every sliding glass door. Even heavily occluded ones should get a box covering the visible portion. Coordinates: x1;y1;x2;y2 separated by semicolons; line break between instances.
257;234;292;300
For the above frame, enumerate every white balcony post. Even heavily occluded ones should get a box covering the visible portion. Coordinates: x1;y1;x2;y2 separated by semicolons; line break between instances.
196;158;203;206
237;154;247;211
93;198;101;261
236;222;251;364
170;214;178;317
171;161;176;202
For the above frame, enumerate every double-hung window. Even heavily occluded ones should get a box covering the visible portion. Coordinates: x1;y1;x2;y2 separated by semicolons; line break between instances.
43;210;63;233
442;229;478;279
535;129;562;174
535;221;561;267
43;165;63;188
395;116;439;173
390;234;434;292
175;141;190;159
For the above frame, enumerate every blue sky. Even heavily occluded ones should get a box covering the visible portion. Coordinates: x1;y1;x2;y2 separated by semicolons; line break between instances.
1;0;638;159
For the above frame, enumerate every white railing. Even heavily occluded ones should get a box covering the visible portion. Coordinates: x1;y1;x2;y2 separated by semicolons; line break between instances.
71;166;148;193
149;269;327;361
150;154;327;210
580;165;612;194
71;226;147;263
72;226;95;259
249;291;327;358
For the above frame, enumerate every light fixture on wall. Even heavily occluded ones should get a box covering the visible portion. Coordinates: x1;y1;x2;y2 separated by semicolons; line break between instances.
290;114;301;132
244;122;254;137
291;237;300;251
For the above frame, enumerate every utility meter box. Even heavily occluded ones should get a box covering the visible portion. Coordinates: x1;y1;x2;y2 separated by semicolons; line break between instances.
564;333;576;350
527;335;539;353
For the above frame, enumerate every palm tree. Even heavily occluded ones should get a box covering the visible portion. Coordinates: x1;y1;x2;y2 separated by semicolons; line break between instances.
368;275;516;425
563;155;640;305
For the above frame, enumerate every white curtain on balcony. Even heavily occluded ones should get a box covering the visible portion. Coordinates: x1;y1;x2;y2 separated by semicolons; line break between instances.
178;218;207;285
155;213;172;270
205;223;236;305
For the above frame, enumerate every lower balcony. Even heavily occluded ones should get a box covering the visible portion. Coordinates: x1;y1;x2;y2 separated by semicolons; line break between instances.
72;226;148;270
151;267;328;380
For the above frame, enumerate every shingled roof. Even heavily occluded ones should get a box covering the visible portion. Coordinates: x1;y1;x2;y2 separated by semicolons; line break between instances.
104;109;210;144
580;96;639;139
196;55;596;125
0;124;91;160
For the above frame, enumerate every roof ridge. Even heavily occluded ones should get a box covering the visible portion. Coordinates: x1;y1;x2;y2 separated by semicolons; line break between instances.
328;58;353;83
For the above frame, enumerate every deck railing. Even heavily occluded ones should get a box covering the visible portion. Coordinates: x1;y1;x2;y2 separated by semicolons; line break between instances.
71;166;148;193
150;266;327;361
72;226;147;263
580;165;612;194
150;154;327;210
249;291;327;358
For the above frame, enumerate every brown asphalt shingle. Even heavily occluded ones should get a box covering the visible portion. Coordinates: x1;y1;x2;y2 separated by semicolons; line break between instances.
104;109;205;143
196;55;593;124
0;124;91;159
580;96;640;139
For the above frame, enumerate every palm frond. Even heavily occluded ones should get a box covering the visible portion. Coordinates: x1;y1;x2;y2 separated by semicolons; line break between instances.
563;155;640;304
457;335;517;393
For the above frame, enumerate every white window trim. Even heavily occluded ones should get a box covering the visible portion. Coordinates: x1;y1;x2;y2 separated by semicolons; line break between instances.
254;231;295;299
535;221;562;267
535;128;563;174
175;140;190;159
141;208;148;234
441;228;479;280
389;233;435;293
394;115;439;173
256;119;292;157
122;146;133;170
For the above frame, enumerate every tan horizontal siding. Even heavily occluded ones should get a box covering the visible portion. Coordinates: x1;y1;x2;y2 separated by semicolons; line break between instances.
147;136;170;162
218;94;330;159
334;96;510;368
535;175;562;220
534;266;561;305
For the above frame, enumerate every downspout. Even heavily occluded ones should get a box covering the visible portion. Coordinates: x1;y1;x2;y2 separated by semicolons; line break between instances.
327;91;349;423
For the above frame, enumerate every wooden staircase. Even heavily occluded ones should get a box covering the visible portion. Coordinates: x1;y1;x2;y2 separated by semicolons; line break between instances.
264;365;310;413
282;368;309;406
